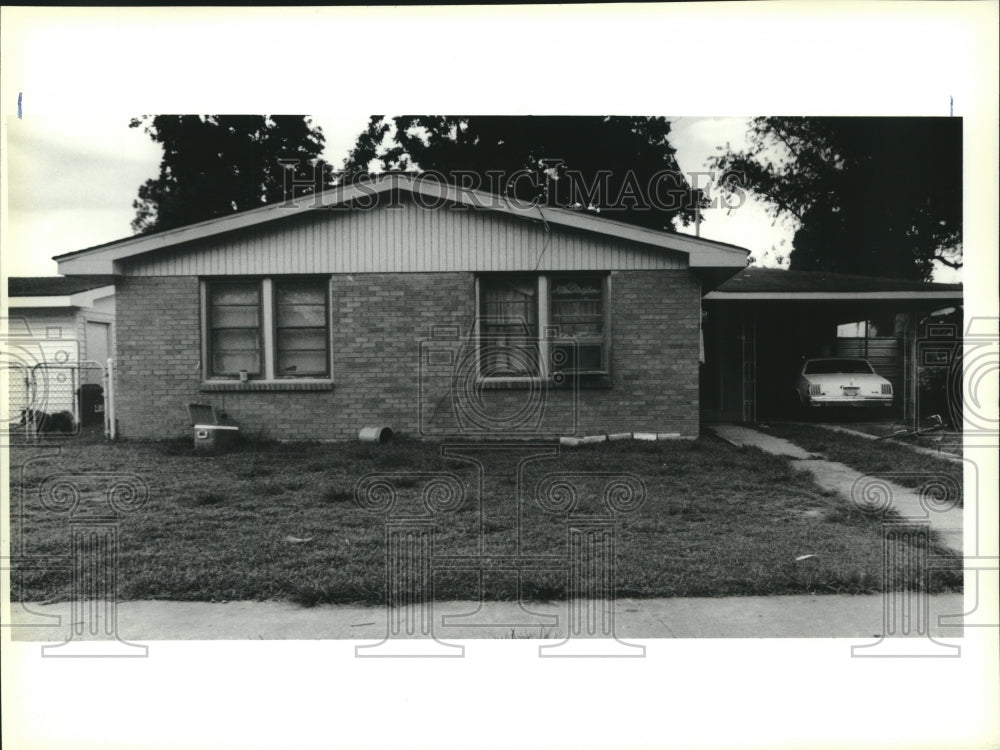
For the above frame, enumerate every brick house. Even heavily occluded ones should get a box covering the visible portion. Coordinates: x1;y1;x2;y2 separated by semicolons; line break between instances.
54;175;749;440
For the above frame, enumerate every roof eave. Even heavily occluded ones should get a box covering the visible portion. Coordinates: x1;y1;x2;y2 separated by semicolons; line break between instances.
6;295;76;308
6;285;116;308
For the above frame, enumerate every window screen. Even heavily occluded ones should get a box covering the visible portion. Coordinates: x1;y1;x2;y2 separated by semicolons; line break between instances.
274;279;329;376
209;281;262;376
479;276;539;376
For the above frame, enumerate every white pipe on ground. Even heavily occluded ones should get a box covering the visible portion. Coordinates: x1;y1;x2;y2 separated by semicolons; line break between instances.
359;426;393;444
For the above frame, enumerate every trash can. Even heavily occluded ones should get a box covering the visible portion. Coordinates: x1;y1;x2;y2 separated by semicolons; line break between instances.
77;384;105;426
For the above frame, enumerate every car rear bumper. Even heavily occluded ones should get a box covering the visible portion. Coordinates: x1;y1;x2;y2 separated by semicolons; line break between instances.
808;396;893;407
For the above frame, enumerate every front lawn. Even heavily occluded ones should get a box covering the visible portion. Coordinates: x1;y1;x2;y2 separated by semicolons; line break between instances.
8;435;961;604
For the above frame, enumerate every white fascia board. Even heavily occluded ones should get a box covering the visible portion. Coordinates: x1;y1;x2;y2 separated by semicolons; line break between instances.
69;286;116;308
6;285;116;309
703;291;963;301
7;296;74;308
56;199;314;275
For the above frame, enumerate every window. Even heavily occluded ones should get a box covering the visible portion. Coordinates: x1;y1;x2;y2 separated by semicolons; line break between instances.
203;277;330;380
274;279;329;377
802;359;874;375
479;276;539;376
549;276;606;373
477;273;609;379
208;281;262;377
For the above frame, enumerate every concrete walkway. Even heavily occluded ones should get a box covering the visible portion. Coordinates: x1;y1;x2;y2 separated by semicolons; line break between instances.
710;424;819;459
6;594;965;641
707;424;964;553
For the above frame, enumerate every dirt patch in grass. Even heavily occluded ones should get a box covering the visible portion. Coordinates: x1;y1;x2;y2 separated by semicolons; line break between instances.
8;435;961;604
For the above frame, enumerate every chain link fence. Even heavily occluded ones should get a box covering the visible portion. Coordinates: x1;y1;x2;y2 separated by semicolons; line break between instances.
6;360;110;440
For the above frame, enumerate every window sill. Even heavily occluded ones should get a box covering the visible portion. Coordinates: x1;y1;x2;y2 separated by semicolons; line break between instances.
477;377;543;390
200;380;335;392
478;374;611;390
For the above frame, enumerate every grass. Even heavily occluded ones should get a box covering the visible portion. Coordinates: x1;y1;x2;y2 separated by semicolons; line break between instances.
501;627;557;639
832;421;963;457
758;422;964;506
8;434;962;605
785;410;963;457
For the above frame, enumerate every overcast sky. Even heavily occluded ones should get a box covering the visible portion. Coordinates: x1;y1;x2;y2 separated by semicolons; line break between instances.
3;113;799;278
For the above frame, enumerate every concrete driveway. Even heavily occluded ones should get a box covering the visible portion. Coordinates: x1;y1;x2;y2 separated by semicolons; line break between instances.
708;424;964;553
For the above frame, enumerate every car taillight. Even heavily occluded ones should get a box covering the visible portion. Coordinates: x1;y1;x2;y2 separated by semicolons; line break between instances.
809;384;821;396
882;383;893;395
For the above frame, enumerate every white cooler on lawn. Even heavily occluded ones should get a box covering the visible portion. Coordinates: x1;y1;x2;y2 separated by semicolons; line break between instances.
187;403;240;453
193;423;239;452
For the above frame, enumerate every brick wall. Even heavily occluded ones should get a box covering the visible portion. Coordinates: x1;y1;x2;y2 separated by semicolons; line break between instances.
115;277;202;437
113;270;701;440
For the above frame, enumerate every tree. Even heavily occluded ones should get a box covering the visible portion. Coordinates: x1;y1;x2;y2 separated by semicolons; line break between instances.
342;116;707;233
709;117;962;280
130;115;327;234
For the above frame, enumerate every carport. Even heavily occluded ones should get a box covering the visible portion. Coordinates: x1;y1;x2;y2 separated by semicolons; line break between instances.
700;268;963;425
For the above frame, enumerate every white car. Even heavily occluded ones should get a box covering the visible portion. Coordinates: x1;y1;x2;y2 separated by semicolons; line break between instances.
795;357;893;408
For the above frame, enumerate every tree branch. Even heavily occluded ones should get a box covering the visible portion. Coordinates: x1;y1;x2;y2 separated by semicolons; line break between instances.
933;254;963;269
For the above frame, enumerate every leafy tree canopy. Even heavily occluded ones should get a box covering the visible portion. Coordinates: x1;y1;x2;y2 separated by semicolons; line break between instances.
709;117;961;281
130;115;327;234
343;115;708;233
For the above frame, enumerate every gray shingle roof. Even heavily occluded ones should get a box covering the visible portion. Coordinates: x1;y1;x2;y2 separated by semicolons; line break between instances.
714;267;962;294
7;276;111;297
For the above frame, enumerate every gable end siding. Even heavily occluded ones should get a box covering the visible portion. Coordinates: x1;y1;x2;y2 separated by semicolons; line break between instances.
119;205;687;277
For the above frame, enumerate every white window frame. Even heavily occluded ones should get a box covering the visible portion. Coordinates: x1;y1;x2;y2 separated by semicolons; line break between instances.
548;273;611;376
475;272;611;382
200;277;333;383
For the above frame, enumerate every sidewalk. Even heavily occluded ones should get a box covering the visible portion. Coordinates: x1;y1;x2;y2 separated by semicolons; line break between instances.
708;424;964;553
5;594;966;641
